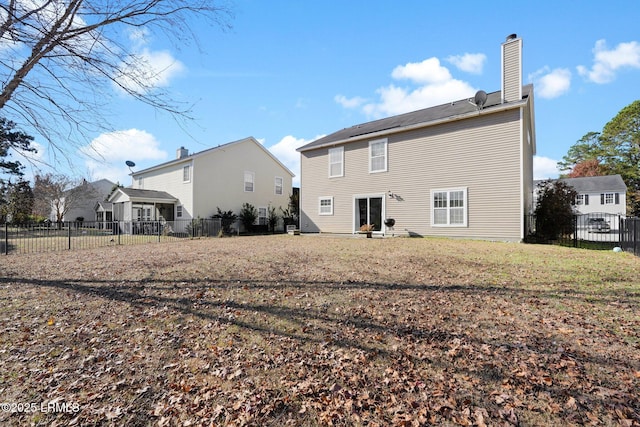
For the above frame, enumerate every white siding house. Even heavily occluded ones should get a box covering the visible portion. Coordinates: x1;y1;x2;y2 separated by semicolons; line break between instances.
109;137;294;232
297;35;536;241
535;175;627;216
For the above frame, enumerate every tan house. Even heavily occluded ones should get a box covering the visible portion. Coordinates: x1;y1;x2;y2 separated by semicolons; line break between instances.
297;34;536;241
108;136;294;232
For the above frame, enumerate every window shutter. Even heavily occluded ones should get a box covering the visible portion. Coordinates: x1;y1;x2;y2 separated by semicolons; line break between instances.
615;193;620;204
600;194;604;205
585;194;589;205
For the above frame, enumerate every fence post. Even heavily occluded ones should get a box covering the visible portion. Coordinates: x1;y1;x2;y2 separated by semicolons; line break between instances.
4;223;7;255
157;220;161;242
573;215;578;248
68;222;72;250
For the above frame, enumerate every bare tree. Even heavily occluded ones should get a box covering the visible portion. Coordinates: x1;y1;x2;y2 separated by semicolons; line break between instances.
0;1;232;159
33;172;88;223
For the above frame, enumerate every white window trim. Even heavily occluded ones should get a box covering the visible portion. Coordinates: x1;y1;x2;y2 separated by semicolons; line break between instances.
369;138;388;173
328;146;344;178
176;205;183;218
431;187;468;227
319;196;334;216
183;164;191;183
604;192;615;205
352;193;386;234
274;176;283;195
244;171;255;192
257;206;268;225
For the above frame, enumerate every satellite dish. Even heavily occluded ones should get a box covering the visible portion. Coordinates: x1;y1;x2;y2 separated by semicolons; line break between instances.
125;160;136;174
474;90;487;108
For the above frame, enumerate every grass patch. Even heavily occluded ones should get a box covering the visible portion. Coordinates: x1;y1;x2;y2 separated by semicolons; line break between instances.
0;236;638;426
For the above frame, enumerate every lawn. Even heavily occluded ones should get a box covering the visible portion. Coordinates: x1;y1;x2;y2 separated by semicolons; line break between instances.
0;235;638;426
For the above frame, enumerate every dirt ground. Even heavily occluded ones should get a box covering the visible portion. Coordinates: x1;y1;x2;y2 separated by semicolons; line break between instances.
0;235;638;426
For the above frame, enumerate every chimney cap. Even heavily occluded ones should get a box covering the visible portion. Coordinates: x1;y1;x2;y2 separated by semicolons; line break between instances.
506;33;518;42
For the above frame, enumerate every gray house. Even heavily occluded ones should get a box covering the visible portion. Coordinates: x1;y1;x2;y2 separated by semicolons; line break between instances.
56;178;115;222
297;34;536;241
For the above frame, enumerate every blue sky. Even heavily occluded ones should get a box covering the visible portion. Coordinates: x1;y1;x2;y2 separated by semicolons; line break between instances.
13;1;640;187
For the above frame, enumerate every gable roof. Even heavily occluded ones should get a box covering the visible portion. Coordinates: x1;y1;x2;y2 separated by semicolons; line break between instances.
108;187;177;203
553;175;627;193
131;136;295;178
297;85;533;152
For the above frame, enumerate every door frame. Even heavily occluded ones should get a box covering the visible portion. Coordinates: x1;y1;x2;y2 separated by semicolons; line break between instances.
352;193;386;235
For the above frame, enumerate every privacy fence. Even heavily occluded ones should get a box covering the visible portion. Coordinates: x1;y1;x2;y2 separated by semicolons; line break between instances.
1;219;222;255
525;212;640;256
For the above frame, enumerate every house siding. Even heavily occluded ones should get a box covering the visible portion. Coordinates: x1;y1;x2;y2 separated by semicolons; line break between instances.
192;139;293;218
502;38;522;103
300;109;526;240
132;160;194;219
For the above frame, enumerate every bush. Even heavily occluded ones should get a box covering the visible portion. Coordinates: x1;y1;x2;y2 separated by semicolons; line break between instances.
238;203;257;233
212;207;238;235
267;206;279;233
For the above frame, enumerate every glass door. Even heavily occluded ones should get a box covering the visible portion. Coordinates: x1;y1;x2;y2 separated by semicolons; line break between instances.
355;196;383;232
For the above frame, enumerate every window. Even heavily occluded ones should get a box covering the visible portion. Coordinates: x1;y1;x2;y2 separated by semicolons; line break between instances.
329;147;344;177
369;139;387;173
576;194;589;205
319;197;333;215
258;207;267;225
176;205;183;218
275;176;283;195
601;193;618;205
183;165;191;183
431;188;467;227
244;171;254;192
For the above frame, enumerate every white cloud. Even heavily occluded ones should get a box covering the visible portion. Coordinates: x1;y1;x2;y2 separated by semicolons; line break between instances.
115;48;186;93
334;94;367;109
533;155;560;180
363;79;476;118
268;135;324;188
80;129;168;184
446;53;487;74
391;57;452;84
577;39;640;83
528;67;571;99
338;56;476;119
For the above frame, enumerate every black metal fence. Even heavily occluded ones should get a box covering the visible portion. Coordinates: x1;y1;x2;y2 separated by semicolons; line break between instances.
525;213;636;252
620;217;640;256
0;219;222;255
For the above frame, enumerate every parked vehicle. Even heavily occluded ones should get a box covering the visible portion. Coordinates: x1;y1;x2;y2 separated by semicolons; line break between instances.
587;217;611;233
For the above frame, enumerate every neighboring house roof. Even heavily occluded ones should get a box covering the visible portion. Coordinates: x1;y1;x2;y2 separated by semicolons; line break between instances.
297;85;533;152
95;201;113;211
535;175;627;193
109;187;178;203
131;136;296;178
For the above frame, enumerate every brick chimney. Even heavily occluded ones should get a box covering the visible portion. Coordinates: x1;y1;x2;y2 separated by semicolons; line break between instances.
176;146;188;159
501;34;522;103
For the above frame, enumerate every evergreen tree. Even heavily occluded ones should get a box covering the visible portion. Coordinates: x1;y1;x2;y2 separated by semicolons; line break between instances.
534;180;577;242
